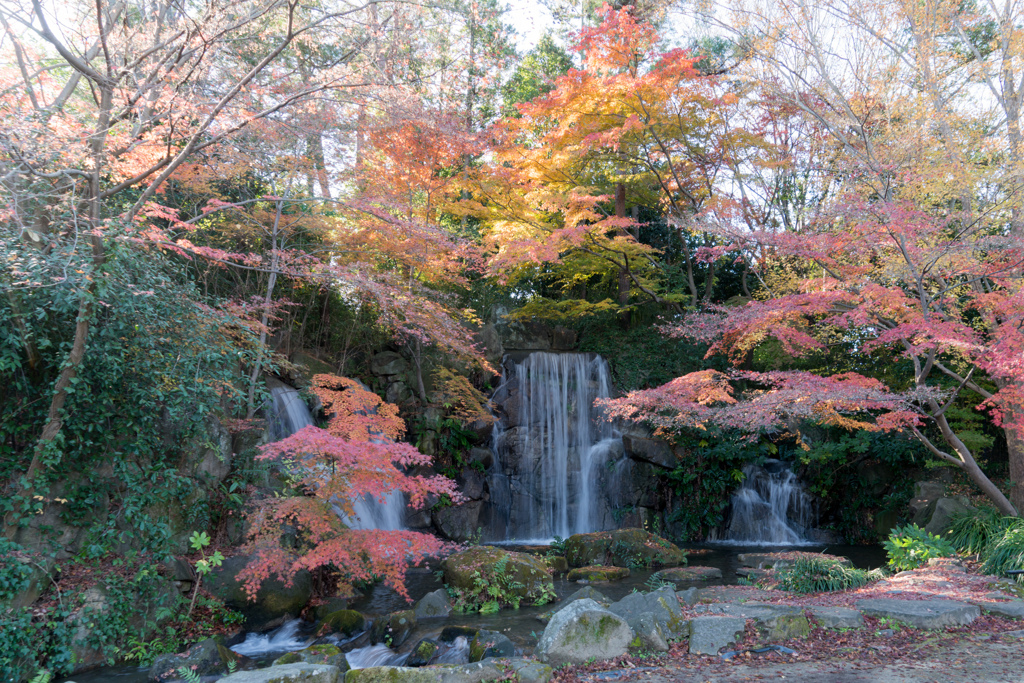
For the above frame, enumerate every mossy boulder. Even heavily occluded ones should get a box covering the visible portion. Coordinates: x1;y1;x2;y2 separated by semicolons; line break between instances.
542;556;569;574
320;609;366;636
272;645;348;669
370;610;417;648
406;639;439;667
534;599;633;666
567;566;630;582
564;529;687;569
206;554;313;630
441;546;555;609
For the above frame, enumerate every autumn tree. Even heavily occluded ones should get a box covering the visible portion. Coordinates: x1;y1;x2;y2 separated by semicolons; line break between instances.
465;6;769;321
610;0;1024;515
239;374;460;599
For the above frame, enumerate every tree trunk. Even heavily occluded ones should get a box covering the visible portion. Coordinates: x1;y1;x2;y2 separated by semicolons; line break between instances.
246;201;283;419
1004;407;1024;516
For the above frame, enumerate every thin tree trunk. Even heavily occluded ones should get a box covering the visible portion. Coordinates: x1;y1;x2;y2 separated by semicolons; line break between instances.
246;201;283;419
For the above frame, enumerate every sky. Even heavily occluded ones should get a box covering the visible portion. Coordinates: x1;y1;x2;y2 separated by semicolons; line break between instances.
504;0;556;52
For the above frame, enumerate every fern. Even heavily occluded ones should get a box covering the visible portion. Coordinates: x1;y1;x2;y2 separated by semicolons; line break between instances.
177;666;203;683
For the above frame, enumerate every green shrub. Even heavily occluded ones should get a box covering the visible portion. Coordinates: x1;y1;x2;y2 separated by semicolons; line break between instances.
947;507;1014;555
981;519;1024;583
883;524;955;572
774;557;874;593
0;539;33;604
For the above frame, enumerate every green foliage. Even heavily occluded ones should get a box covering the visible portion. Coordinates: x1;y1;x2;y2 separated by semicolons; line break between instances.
547;536;566;557
662;431;771;542
0;604;76;681
447;555;532;614
0;540;33;603
177;666;203;683
980;519;1024;583
799;429;924;543
773;557;876;593
947;507;1014;555
0;244;256;553
579;322;715;393
500;34;574;117
883;524;955;572
28;670;51;683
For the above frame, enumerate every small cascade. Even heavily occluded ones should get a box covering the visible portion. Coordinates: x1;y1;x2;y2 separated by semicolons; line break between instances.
268;384;315;440
487;352;621;541
718;461;817;545
230;619;312;657
345;644;410;669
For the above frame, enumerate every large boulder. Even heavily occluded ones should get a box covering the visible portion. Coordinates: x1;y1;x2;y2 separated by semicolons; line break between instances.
621;435;677;469
923;498;975;536
706;603;810;640
434;501;485;542
273;645;349;671
370;610;417;648
564;529;687;569
150;637;251;681
441;546;555;609
414;589;453;619
651;567;722;585
608;587;689;640
206;555;312;631
567;566;630;582
319;610;366;636
371;352;408;376
534;599;633;666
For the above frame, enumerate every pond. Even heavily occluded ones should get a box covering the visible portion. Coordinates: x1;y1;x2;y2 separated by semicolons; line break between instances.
57;543;885;683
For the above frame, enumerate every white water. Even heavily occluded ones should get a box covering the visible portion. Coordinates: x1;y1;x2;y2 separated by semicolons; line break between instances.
231;619;312;657
344;636;470;670
345;644;410;669
269;385;316;440
491;352;618;540
717;462;817;545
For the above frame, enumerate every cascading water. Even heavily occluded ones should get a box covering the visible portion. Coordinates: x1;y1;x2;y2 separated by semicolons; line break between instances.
267;379;407;531
718;461;817;545
268;384;315;440
487;352;622;541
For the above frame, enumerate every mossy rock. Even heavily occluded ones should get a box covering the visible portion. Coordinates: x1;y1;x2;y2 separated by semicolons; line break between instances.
767;614;811;640
543;556;569;574
567;566;630;582
271;644;349;670
441;546;555;609
370;609;417;648
320;609;366;636
564;529;687;569
405;639;439;667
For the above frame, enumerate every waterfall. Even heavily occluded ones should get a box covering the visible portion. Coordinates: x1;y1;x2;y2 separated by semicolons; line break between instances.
267;379;407;531
487;352;620;541
718;461;817;545
269;384;316;440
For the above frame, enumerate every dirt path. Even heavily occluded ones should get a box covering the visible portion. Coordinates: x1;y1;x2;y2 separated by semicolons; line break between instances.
576;634;1024;683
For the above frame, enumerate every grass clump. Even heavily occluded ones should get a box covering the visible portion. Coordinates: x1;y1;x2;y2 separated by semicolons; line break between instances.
774;557;875;593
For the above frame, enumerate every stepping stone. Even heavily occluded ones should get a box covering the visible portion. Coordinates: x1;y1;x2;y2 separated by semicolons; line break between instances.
808;606;864;628
975;600;1024;619
856;598;980;628
652;566;722;584
688;616;746;655
609;587;690;640
702;602;809;640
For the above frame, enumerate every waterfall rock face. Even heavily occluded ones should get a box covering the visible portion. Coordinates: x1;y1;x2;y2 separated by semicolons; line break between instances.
486;352;625;541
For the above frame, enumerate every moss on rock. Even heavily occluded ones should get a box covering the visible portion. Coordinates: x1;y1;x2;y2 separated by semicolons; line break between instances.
564;529;687;569
567;566;630;582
